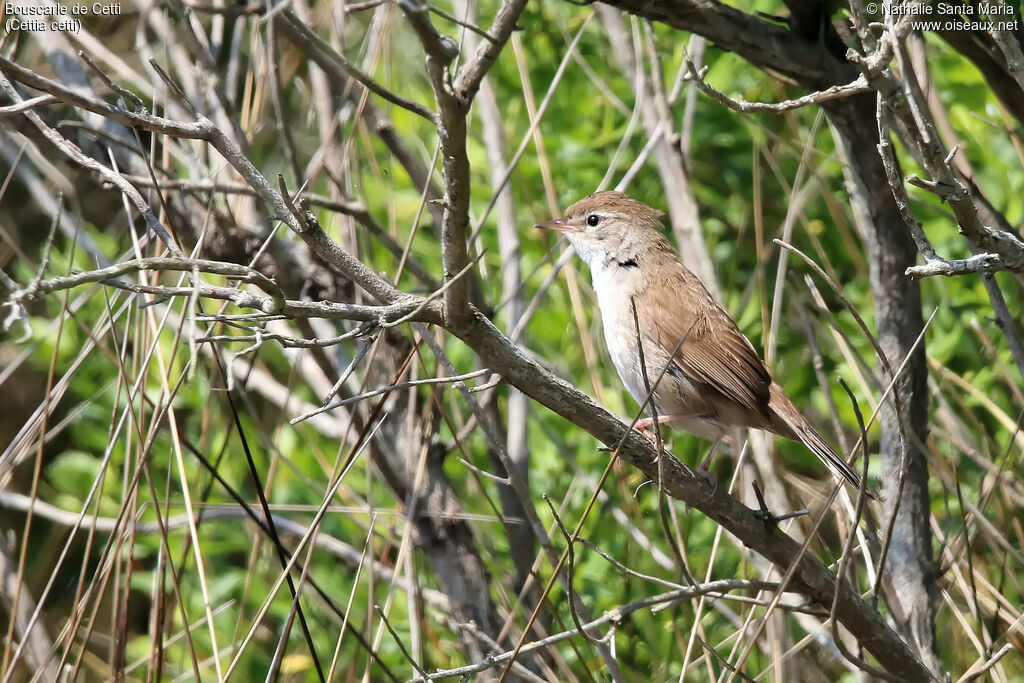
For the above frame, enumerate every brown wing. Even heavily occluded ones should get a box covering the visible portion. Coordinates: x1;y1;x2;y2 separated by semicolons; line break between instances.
634;277;772;416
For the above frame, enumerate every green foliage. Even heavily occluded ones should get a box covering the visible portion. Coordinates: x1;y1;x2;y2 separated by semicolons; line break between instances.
3;1;1023;680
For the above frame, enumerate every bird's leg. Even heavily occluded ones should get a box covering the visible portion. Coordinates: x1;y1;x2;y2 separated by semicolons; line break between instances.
688;435;724;495
698;435;724;471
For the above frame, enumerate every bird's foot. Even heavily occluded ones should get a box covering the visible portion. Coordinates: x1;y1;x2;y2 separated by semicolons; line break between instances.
686;436;726;501
698;468;718;496
633;414;678;432
632;414;682;442
697;435;724;471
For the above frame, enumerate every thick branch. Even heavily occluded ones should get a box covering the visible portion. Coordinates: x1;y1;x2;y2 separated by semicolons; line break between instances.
595;0;853;87
935;27;1024;125
399;0;473;328
452;309;937;681
453;0;530;100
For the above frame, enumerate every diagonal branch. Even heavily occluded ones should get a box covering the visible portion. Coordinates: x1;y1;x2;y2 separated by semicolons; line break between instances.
398;0;531;330
450;309;937;682
278;9;438;122
453;0;530;101
0;70;184;259
0;52;407;306
593;0;852;87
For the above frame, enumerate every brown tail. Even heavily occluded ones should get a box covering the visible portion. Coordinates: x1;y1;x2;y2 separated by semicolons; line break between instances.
768;383;872;496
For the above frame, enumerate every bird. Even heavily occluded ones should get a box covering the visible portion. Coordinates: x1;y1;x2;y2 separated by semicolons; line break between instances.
535;190;865;492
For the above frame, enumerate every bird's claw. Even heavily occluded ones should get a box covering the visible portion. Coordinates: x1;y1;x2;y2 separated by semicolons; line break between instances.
699;468;718;496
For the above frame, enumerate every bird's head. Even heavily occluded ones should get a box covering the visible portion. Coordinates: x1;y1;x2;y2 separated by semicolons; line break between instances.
535;191;668;269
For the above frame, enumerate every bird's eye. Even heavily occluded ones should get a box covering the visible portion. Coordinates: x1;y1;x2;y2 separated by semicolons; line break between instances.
586;214;600;227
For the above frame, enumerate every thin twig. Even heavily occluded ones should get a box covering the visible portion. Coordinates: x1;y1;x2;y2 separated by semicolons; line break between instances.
278;11;437;122
412;581;784;681
291;368;490;424
543;495;615;645
681;50;871;114
0;94;57;115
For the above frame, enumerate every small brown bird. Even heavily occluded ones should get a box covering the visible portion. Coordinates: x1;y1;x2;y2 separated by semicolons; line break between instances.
536;191;863;491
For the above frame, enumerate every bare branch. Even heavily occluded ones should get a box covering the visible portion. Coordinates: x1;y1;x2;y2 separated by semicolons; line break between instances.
904;253;1009;279
278;10;438;122
0;94;57;115
0;53;207;138
10;257;283;308
875;96;938;261
398;0;460;65
453;0;530;100
414;580;826;681
987;22;1024;94
593;0;852;87
0;70;184;258
848;13;1024;278
291;368;490;425
682;56;871;114
395;0;523;328
450;308;936;681
6;258;438;327
0;52;405;303
111;175;441;288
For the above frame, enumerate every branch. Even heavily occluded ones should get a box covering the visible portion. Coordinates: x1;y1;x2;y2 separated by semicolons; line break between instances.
595;0;853;88
0;53;404;304
682;57;871;114
0;94;57;115
9;257;284;308
875;97;938;261
902;171;1024;276
453;0;530;100
5;258;438;330
278;10;437;122
272;10;447;228
398;0;525;329
847;11;1024;277
110;176;440;288
0;53;207;138
398;0;460;65
904;253;1010;279
599;0;1024;280
412;580;782;681
451;310;938;682
988;21;1024;94
0;70;184;258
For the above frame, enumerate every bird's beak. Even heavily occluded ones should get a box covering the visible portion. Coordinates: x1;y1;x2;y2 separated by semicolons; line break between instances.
534;218;580;232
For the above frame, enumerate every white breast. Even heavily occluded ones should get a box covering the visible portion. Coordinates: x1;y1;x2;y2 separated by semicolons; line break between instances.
590;262;726;441
590;261;652;406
